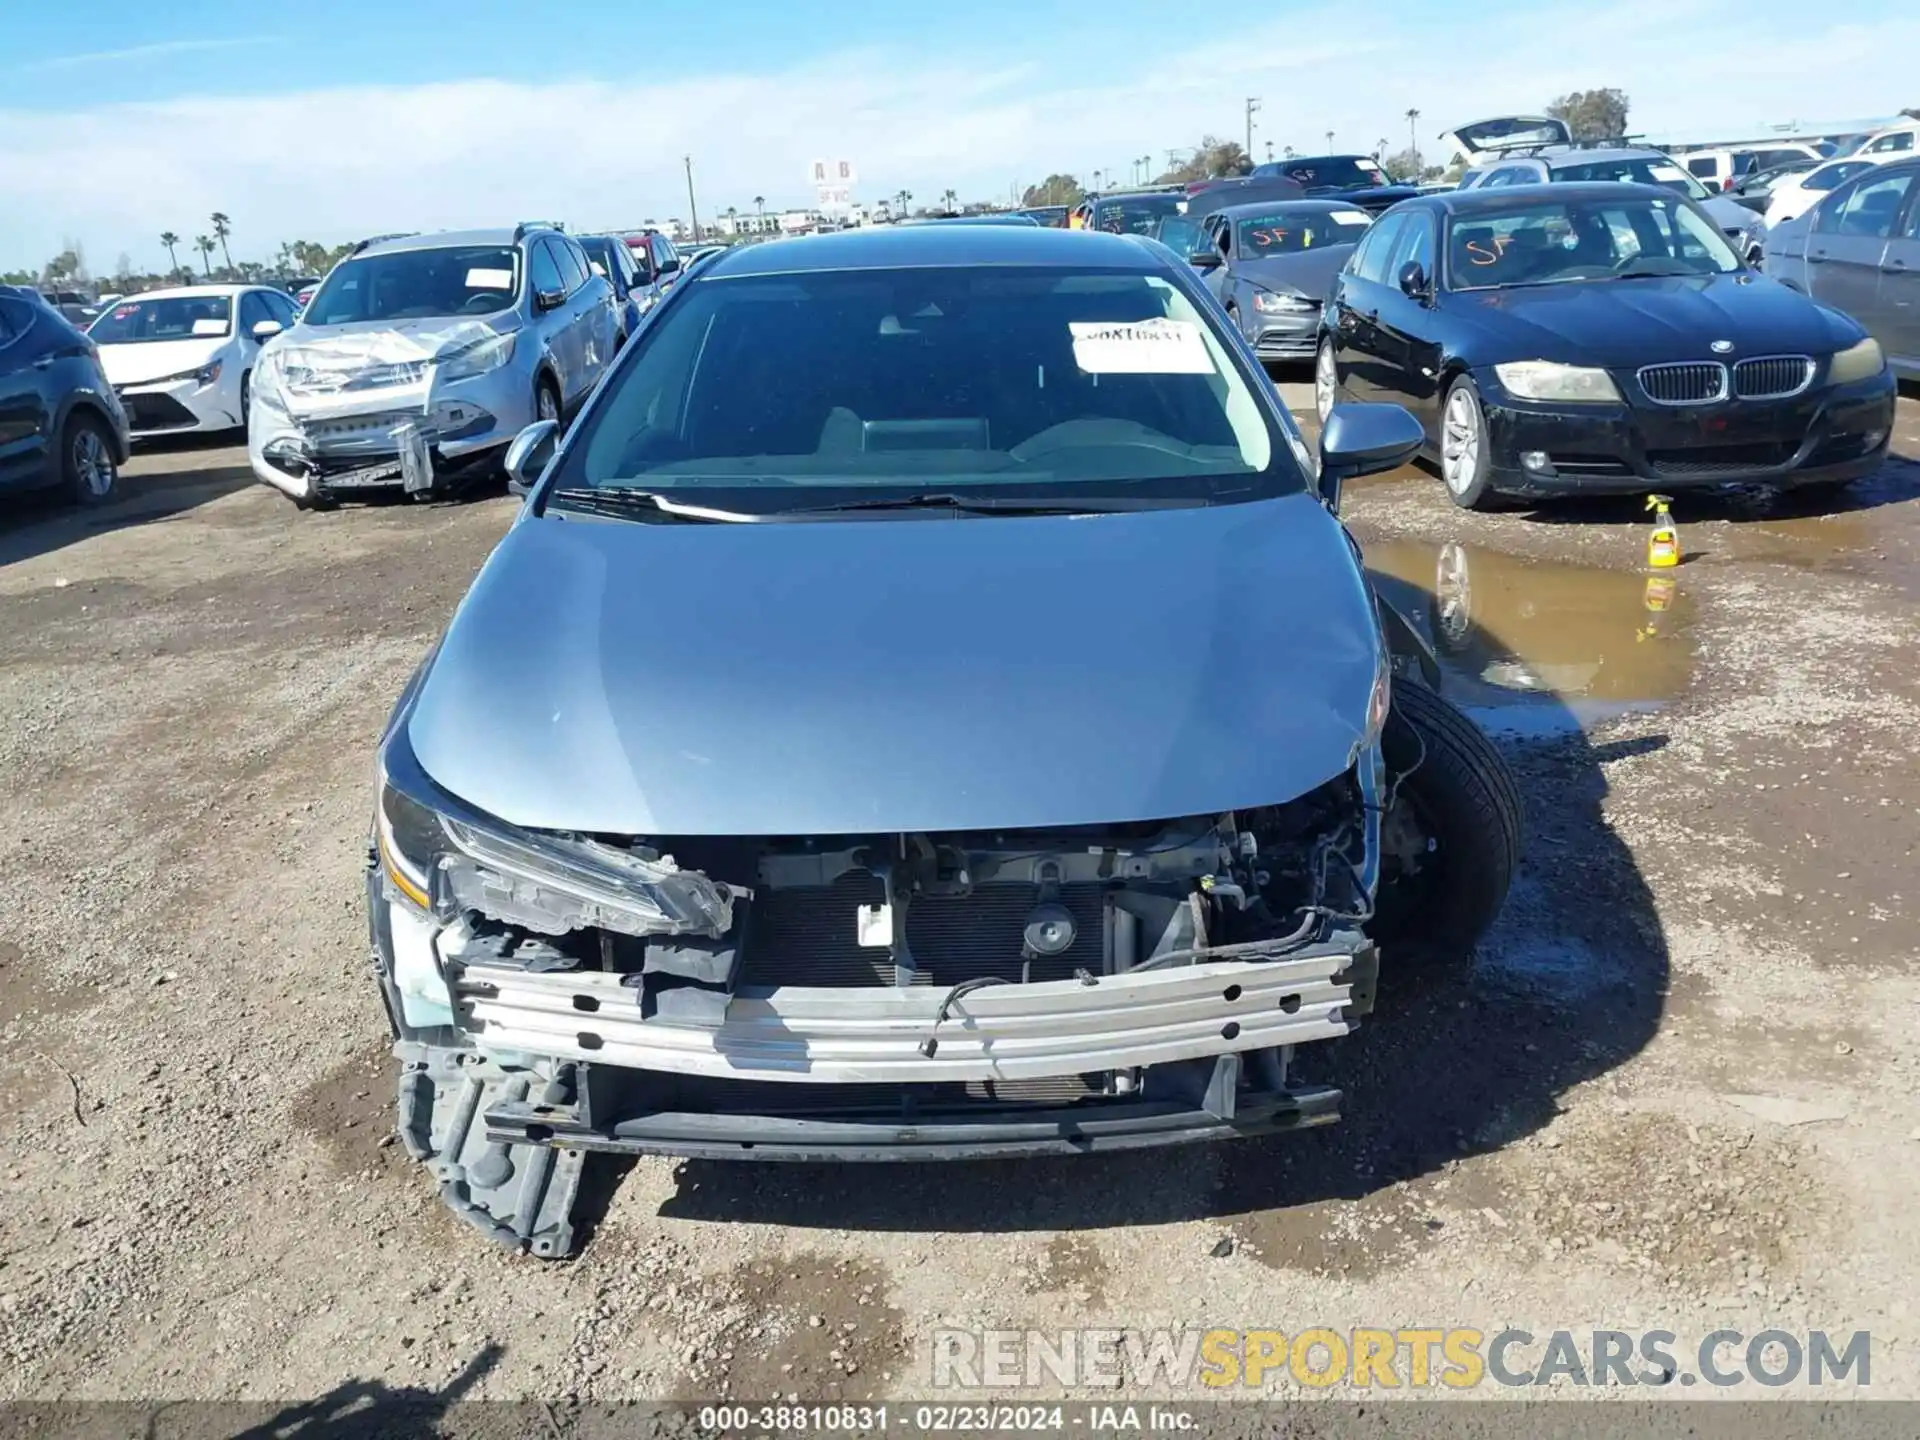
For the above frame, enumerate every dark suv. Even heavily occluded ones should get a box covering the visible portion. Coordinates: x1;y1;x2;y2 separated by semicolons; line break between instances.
0;286;131;506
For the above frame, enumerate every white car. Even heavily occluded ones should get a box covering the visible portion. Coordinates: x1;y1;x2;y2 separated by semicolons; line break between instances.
1764;157;1887;228
1848;119;1919;158
1679;142;1825;194
87;284;301;439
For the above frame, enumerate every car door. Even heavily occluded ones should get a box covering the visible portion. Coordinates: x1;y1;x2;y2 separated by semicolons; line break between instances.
556;240;604;399
526;238;574;399
0;296;50;481
1369;210;1444;426
1201;216;1233;308
1329;211;1407;401
1873;176;1920;365
1805;168;1914;321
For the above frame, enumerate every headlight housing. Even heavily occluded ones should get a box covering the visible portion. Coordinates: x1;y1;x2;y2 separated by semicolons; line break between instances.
436;331;516;382
374;764;739;939
1251;289;1317;315
1493;360;1622;404
151;359;224;387
1828;336;1886;386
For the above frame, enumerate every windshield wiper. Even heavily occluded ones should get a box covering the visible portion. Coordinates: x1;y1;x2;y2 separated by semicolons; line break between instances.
782;491;1198;518
1605;262;1706;280
546;488;758;523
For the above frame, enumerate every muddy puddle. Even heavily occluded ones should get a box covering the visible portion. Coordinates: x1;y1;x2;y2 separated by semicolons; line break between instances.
1361;537;1697;738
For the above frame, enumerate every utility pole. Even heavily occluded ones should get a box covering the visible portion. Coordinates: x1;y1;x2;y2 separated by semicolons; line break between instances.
684;155;701;243
1406;107;1421;176
1245;97;1262;161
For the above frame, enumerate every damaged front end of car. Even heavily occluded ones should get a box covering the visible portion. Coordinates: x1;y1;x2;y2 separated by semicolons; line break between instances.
367;693;1392;1256
249;324;519;505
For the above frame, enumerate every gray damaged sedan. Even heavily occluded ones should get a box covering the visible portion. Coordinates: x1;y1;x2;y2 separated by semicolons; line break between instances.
368;225;1521;1256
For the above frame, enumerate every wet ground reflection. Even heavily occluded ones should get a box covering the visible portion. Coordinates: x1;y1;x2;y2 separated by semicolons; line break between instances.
1362;536;1696;738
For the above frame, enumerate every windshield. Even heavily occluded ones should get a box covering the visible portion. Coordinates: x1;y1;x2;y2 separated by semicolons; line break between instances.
1551;156;1712;200
580;238;618;278
1806;160;1874;192
555;264;1297;510
1278;157;1386;192
88;295;232;344
1235;208;1372;254
1448;197;1740;290
1090;194;1183;234
1153;215;1204;255
303;245;519;324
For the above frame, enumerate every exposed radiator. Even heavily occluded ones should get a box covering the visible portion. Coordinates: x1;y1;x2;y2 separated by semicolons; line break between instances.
738;870;1110;987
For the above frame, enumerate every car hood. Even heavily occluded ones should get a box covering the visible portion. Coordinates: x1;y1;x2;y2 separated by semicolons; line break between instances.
1451;273;1851;369
268;315;515;396
1701;195;1764;233
405;493;1384;837
97;336;228;385
1235;248;1356;300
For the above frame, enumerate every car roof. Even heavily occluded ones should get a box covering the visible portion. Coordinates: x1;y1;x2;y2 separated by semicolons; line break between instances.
701;225;1164;277
360;228;528;256
109;283;258;300
1210;199;1370;219
1428;181;1682;215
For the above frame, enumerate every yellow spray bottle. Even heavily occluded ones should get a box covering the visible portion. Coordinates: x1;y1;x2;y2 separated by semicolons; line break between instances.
1645;494;1680;569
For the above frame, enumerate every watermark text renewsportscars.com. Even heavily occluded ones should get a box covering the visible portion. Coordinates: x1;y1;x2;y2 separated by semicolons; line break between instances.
930;1328;1872;1391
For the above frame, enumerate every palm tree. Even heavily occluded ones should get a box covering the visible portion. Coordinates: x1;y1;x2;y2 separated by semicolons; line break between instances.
895;189;912;217
210;212;233;275
941;187;957;212
160;231;181;275
1325;130;1335;151
1405;107;1422;174
753;195;765;215
194;234;215;278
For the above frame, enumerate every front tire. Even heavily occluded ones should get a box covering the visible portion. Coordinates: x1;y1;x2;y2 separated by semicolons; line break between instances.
1314;337;1342;426
1440;376;1498;510
1370;681;1521;964
62;413;119;506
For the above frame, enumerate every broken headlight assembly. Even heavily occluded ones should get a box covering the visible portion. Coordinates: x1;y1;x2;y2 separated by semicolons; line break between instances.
435;331;516;382
374;758;738;940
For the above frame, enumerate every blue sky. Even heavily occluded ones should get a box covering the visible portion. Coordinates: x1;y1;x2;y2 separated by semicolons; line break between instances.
3;0;1914;272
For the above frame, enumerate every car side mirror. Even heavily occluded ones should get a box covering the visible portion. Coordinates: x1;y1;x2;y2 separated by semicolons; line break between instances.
251;319;284;341
534;287;566;312
504;418;559;496
1188;249;1221;269
1398;261;1430;299
658;259;681;277
1317;402;1425;510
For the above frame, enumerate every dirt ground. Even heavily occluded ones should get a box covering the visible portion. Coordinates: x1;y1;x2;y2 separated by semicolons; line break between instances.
2;386;1918;1409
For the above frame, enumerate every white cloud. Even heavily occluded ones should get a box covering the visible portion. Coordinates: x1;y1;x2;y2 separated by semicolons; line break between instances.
2;3;1915;272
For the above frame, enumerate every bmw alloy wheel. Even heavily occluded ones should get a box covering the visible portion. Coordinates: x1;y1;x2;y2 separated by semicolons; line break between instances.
1441;387;1482;496
1314;342;1339;426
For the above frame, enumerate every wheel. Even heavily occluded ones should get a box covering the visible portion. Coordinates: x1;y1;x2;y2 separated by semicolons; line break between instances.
1314;337;1342;426
1369;680;1521;964
1439;376;1498;510
61;413;119;506
536;380;561;425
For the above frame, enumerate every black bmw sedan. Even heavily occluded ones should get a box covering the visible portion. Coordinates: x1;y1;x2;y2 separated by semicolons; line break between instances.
1315;183;1897;509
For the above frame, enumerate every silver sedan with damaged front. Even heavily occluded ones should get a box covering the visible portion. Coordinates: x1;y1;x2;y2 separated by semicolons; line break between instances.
366;226;1521;1258
248;224;617;509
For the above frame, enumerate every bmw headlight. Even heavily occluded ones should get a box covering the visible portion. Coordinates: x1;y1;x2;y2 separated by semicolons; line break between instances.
436;331;516;382
1828;337;1886;386
1493;360;1622;404
374;764;739;939
1251;289;1317;315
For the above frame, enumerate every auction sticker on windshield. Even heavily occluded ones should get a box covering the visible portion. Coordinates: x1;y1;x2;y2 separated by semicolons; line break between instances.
1069;318;1213;375
1331;209;1372;225
466;268;513;289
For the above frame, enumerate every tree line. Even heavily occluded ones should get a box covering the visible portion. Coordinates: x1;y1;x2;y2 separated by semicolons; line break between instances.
1021;90;1633;208
3;212;359;295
